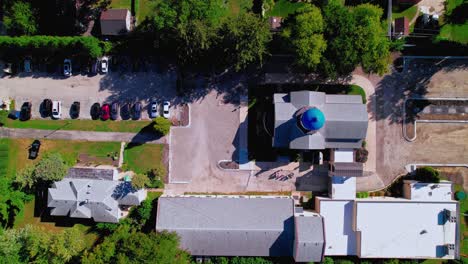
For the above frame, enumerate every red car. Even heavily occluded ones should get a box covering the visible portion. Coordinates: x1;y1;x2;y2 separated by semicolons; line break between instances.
101;104;110;120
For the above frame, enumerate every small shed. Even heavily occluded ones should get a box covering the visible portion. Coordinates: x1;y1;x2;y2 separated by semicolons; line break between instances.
394;17;409;36
100;9;131;36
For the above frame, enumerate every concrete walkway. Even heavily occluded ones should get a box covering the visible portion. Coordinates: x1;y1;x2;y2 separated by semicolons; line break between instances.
349;74;385;191
0;127;167;144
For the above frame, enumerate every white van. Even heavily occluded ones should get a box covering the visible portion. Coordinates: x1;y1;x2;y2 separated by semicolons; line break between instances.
52;101;62;119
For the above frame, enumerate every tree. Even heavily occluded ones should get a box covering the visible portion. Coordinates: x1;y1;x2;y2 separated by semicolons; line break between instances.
413;166;441;183
0;178;27;227
0;225;85;264
153;117;172;136
4;1;37;36
321;1;359;77
352;4;390;75
147;164;166;188
16;153;69;189
82;226;190;264
218;13;272;71
282;5;326;71
131;173;149;189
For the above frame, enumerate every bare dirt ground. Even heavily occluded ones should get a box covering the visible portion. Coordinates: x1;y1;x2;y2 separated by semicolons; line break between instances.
373;61;468;186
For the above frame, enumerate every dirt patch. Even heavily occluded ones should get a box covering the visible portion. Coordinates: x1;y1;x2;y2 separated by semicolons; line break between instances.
77;153;118;167
162;144;169;183
171;104;189;127
219;161;239;169
406;99;468;121
438;167;468;190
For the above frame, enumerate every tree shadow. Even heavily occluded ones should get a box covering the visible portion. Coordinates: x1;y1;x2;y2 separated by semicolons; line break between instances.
124;122;164;149
368;60;468;125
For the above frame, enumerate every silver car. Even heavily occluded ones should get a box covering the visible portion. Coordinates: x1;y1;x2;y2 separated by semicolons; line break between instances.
63;59;72;76
149;102;159;118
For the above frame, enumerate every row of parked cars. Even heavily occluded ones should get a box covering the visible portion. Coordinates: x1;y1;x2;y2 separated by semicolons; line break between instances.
17;99;171;121
63;57;108;76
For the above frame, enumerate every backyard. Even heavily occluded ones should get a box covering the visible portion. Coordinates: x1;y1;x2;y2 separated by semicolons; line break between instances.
110;0;155;21
436;0;468;44
265;0;307;17
123;143;167;181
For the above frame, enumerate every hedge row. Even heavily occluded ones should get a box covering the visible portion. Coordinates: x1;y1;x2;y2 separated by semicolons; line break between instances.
0;36;111;58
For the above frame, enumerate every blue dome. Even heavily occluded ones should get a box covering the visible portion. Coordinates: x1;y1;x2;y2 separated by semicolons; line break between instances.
300;108;325;131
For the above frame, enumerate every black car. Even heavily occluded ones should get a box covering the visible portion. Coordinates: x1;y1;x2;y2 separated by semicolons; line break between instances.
120;103;130;120
42;99;52;117
110;102;119;120
90;103;101;120
20;102;32;121
132;102;142;120
70;101;80;119
28;140;41;160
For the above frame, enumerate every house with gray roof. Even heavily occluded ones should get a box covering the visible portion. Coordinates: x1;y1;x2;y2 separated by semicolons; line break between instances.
156;196;325;262
48;177;146;223
273;91;368;150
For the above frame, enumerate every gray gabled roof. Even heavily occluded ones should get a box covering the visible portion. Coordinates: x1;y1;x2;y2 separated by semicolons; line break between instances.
156;196;325;262
273;91;368;150
48;179;146;223
294;215;325;262
66;167;117;181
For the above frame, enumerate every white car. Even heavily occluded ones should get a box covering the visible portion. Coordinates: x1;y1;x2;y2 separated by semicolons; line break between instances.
163;101;170;118
149;102;159;118
52;101;62;119
101;56;108;73
63;59;72;76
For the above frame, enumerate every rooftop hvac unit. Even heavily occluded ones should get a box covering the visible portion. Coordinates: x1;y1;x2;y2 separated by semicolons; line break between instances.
445;244;455;256
445;210;457;223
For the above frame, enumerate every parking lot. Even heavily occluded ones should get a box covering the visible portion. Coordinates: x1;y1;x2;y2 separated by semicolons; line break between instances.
375;60;468;184
0;71;178;121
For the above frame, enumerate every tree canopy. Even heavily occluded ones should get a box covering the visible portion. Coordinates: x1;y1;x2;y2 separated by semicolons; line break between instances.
153;117;172;136
0;225;85;264
16;153;69;189
4;1;37;36
282;5;327;71
81;226;190;264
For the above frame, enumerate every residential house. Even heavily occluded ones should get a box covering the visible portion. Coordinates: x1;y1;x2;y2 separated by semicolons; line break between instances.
100;9;131;36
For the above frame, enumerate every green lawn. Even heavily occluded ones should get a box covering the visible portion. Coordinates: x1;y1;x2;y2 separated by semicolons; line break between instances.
455;183;468;257
6;139;121;178
437;24;468;44
348;85;367;104
266;0;306;18
14;199;98;248
123;143;165;174
110;0;132;9
1;113;152;133
138;0;155;20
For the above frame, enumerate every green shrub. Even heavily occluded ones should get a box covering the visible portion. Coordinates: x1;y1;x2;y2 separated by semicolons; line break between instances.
356;192;369;198
147;165;166;188
131;173;149;189
413;166;440;183
153;117;171;136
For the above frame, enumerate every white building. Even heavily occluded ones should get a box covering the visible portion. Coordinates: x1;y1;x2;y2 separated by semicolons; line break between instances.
316;178;460;259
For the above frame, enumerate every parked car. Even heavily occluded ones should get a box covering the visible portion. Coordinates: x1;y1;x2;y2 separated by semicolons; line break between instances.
63;59;72;76
149;102;159;118
101;56;109;73
91;103;101;120
28;140;41;160
19;102;32;121
91;60;99;74
163;101;171;118
24;58;31;73
42;99;52;117
120;103;130;120
101;104;110;120
52;101;62;119
70;101;80;119
110;102;119;120
132;102;142;120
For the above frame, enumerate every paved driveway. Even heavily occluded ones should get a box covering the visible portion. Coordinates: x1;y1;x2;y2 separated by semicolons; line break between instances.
0;72;177;120
167;91;251;192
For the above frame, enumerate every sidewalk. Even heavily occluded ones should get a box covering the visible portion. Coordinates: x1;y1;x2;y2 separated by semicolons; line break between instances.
0;127;167;144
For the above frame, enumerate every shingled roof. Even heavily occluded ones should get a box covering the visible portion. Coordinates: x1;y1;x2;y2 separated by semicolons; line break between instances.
48;179;146;223
273;91;368;150
156;196;325;262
